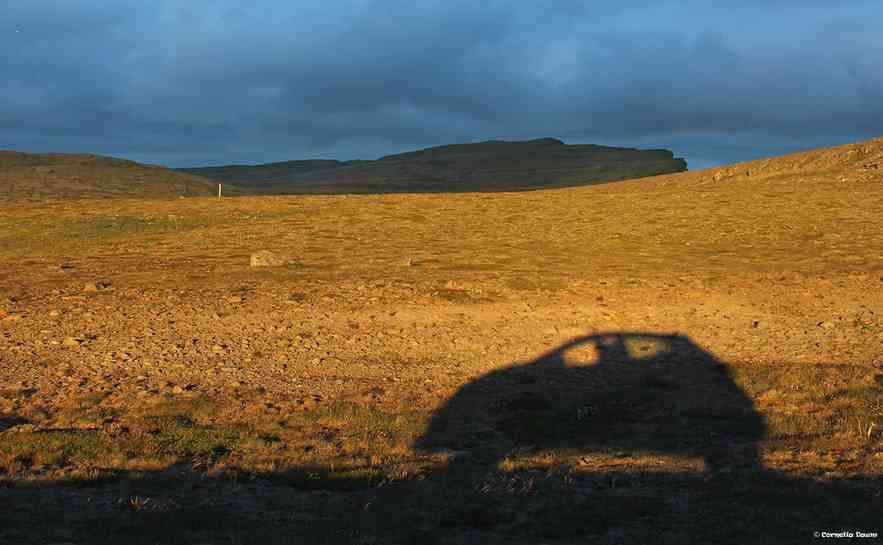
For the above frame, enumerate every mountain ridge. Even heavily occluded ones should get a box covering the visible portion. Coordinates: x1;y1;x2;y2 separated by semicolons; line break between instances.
178;137;688;194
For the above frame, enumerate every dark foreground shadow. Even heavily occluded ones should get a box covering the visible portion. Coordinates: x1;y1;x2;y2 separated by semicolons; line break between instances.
1;332;880;545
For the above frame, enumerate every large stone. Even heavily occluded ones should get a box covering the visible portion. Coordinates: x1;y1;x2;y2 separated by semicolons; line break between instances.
83;281;111;292
250;250;288;268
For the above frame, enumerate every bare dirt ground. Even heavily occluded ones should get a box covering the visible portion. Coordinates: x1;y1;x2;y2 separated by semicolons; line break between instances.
1;139;882;544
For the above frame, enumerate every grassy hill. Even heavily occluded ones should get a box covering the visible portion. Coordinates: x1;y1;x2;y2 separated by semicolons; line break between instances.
0;151;223;200
179;137;687;194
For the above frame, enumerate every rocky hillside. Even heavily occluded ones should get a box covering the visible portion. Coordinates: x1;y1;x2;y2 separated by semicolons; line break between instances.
0;151;222;200
691;137;883;184
179;137;687;194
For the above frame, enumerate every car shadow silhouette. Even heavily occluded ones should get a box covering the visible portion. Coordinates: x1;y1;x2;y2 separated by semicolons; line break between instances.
406;332;880;542
417;332;765;477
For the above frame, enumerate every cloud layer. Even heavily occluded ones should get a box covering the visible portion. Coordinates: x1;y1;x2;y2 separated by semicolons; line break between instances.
3;1;882;169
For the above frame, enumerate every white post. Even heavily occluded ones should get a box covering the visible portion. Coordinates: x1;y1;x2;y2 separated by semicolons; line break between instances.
218;183;222;199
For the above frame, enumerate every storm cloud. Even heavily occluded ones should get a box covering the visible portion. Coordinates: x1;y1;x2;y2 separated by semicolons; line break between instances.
2;1;881;169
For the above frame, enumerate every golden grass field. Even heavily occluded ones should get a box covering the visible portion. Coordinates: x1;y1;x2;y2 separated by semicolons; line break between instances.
1;138;882;544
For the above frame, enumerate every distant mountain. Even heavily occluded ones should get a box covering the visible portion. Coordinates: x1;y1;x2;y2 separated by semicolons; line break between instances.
0;151;221;200
178;138;687;194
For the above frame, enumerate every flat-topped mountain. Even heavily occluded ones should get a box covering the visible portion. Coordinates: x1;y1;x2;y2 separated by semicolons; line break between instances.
179;138;687;194
0;151;220;200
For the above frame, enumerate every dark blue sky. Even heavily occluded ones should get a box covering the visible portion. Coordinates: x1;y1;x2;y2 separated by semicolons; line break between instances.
2;1;881;170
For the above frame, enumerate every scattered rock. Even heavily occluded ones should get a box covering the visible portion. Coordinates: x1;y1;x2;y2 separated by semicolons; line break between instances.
83;281;111;292
250;250;288;268
712;171;724;182
226;295;243;304
817;320;836;330
49;309;62;317
62;336;82;347
2;313;25;323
